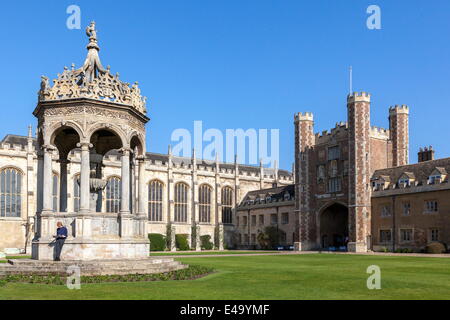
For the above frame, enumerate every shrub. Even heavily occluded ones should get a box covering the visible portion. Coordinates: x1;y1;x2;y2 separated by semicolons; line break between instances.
257;226;283;249
166;223;173;249
175;234;190;251
200;235;214;250
0;265;214;285
426;242;446;254
191;224;198;250
148;233;166;251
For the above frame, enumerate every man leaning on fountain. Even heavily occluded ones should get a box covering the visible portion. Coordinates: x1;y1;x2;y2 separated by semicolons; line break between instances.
53;222;68;261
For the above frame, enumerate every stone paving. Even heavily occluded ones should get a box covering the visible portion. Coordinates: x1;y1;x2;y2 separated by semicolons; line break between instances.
0;258;187;276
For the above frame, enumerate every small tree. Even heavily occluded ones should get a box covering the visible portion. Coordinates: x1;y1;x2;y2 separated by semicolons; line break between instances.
148;233;166;251
257;231;270;249
257;226;282;249
166;223;173;250
200;235;214;250
191;224;198;250
176;234;190;251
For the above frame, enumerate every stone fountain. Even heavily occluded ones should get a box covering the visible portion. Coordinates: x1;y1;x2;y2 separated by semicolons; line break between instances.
88;152;107;212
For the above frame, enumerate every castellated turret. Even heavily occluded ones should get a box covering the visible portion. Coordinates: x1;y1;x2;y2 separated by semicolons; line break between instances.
294;112;315;250
389;105;410;167
347;92;372;252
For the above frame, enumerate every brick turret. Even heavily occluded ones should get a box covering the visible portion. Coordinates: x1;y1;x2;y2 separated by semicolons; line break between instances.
389;105;409;167
347;92;372;252
294;112;315;250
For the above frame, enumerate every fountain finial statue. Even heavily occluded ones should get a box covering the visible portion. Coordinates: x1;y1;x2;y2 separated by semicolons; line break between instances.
86;21;97;42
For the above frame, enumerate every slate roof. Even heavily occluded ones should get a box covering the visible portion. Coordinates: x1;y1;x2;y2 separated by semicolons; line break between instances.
373;158;450;185
239;184;295;207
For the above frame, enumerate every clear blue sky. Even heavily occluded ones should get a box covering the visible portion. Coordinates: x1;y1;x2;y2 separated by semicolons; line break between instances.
0;0;449;170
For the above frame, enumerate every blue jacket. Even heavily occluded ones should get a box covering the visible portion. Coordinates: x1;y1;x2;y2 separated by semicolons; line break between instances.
56;226;68;239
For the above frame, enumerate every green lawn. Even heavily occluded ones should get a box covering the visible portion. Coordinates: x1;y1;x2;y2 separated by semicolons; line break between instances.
1;254;450;300
0;256;31;263
150;250;281;256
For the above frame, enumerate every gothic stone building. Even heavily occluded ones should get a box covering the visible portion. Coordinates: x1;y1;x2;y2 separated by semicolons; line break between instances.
0;23;293;256
236;93;450;253
1;24;449;255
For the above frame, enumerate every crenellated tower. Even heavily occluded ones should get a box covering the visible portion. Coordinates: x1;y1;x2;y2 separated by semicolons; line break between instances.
294;112;315;250
389;105;409;167
347;92;372;252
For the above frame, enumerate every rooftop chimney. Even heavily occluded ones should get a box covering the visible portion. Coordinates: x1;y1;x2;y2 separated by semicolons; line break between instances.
418;146;435;163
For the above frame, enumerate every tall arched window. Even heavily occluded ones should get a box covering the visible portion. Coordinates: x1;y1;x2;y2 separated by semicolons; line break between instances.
73;175;80;212
174;182;188;222
106;177;121;213
221;187;233;224
52;173;59;212
199;184;212;223
0;168;22;218
148;180;163;221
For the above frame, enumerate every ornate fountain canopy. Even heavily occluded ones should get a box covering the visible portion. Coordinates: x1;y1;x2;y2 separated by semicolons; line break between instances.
38;22;147;115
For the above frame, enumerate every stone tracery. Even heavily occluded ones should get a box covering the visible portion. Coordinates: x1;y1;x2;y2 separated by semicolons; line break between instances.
38;21;147;115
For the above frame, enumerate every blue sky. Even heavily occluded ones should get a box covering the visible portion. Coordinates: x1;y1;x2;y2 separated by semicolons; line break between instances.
0;0;449;170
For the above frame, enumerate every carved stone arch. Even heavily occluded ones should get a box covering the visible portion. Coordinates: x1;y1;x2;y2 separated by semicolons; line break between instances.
148;178;165;187
105;174;122;181
317;201;348;215
0;165;26;176
48;122;83;158
199;182;214;190
49;120;85;139
317;201;349;249
130;131;145;156
87;123;128;156
86;122;128;148
174;180;191;189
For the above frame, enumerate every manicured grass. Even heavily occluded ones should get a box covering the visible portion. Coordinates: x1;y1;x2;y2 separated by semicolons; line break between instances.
0;256;31;264
1;254;450;300
150;250;281;256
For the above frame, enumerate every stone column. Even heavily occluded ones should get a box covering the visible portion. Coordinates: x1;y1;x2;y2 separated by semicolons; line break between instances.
168;146;174;223
137;156;147;237
39;145;55;240
120;148;131;214
59;158;70;212
42;145;54;213
170;224;176;252
192;149;198;224
137;157;146;216
78;142;91;214
119;148;132;238
195;222;201;252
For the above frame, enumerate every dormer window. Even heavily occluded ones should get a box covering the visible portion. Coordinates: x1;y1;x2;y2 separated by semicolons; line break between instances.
284;193;291;201
429;175;441;185
372;175;390;191
266;196;272;203
398;172;415;188
398;177;410;187
428;168;447;185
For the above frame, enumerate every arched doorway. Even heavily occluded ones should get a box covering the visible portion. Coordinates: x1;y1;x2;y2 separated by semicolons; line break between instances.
320;203;348;249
